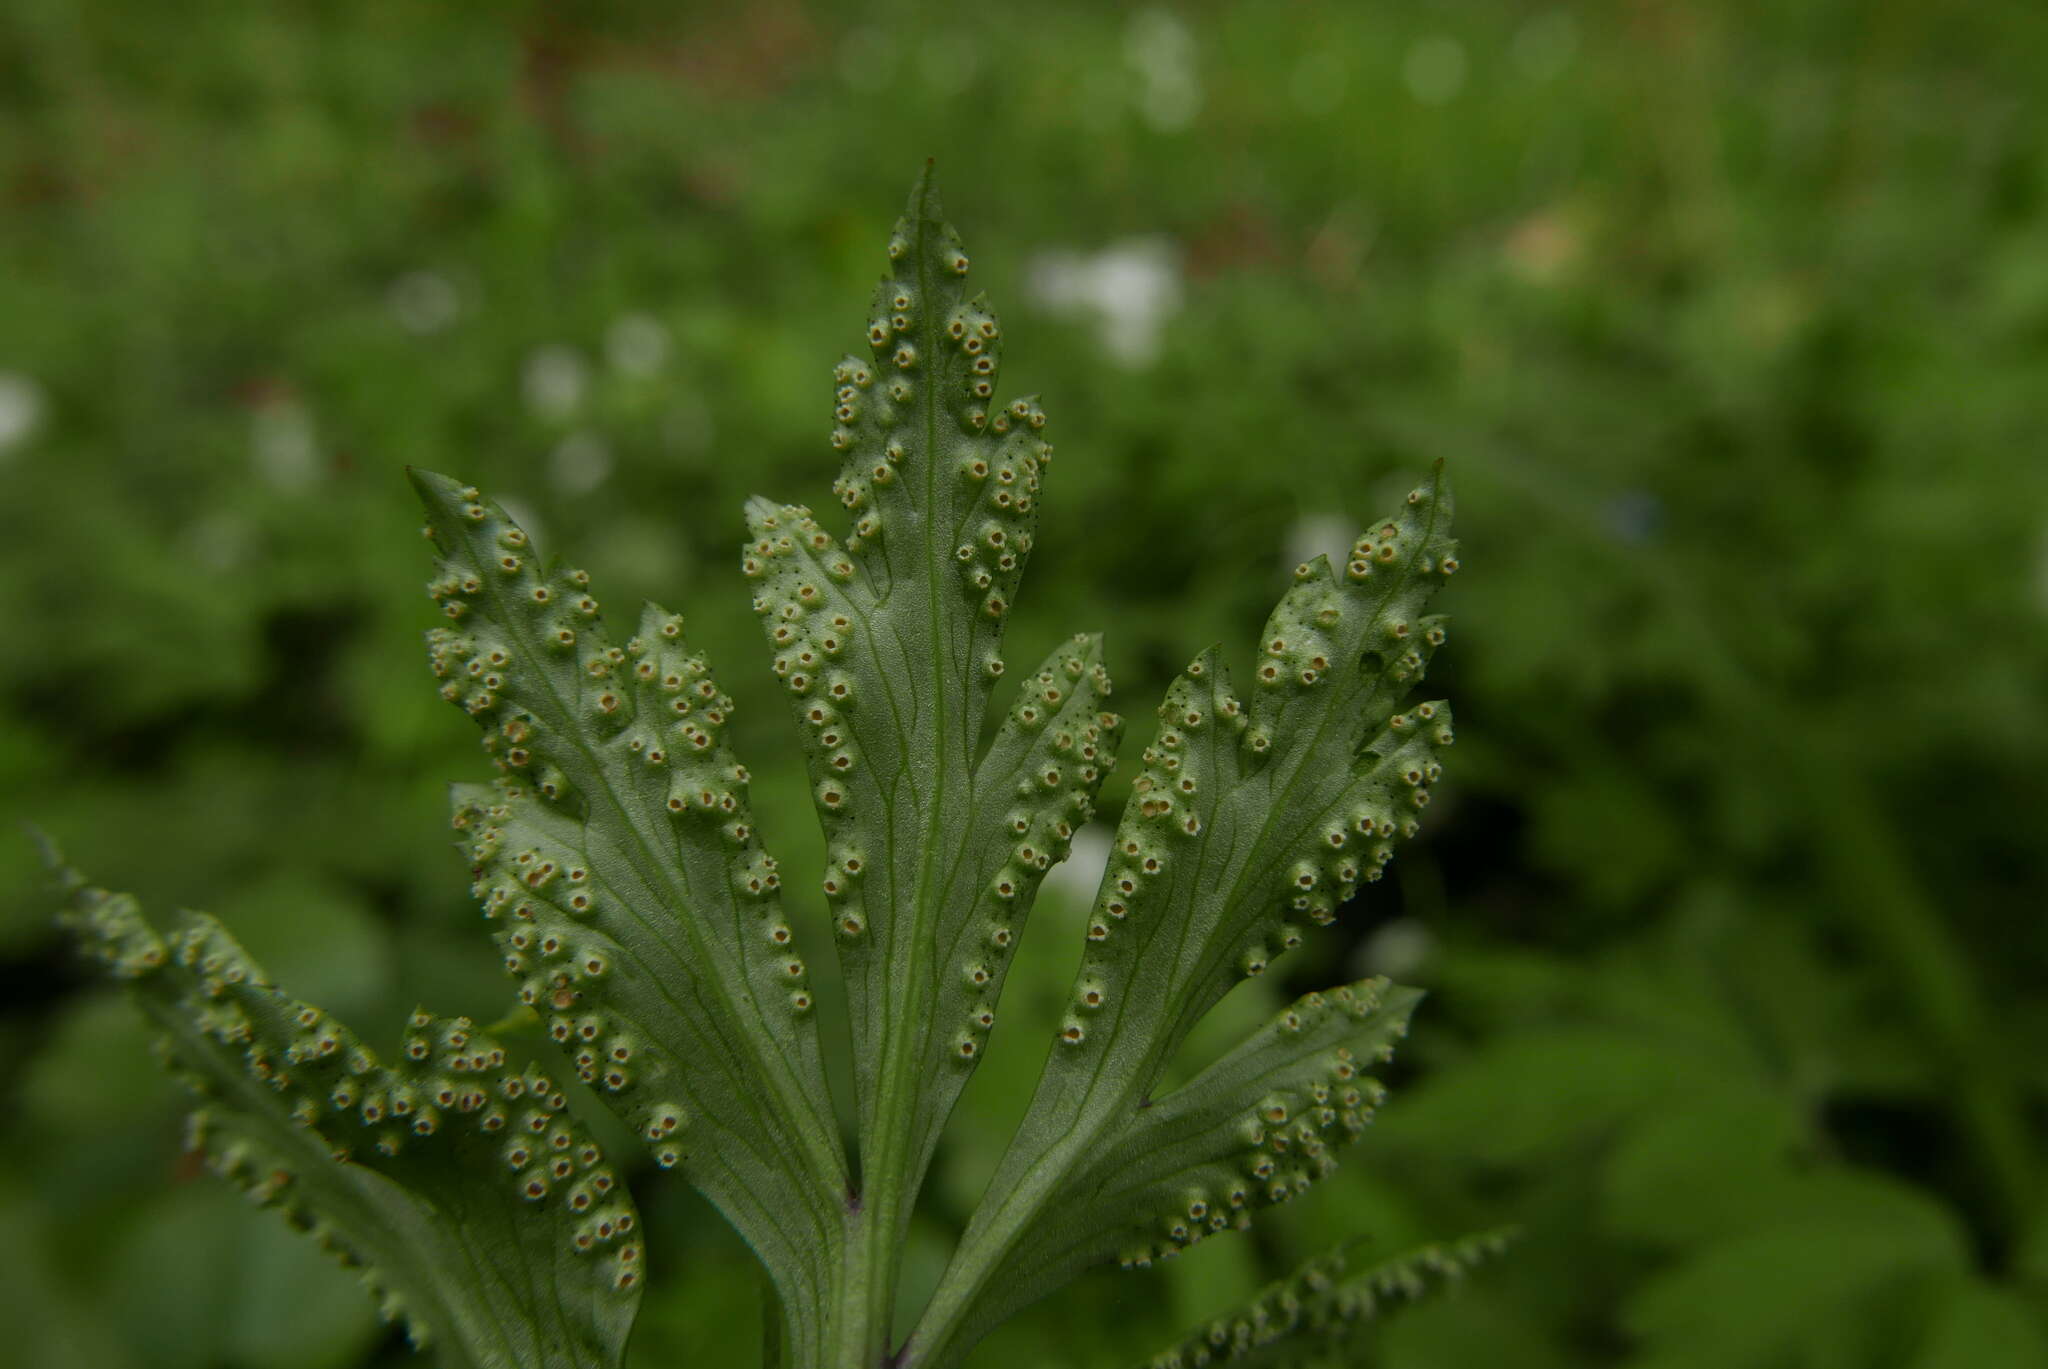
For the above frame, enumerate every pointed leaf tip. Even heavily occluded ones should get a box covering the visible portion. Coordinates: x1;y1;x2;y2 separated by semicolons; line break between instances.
27;825;82;894
406;465;458;500
906;162;944;224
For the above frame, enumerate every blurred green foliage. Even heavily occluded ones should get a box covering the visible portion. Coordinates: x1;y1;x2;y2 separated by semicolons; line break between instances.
3;1;2044;1366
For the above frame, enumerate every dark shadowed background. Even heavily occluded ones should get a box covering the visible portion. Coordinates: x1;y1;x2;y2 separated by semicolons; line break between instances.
2;2;2044;1365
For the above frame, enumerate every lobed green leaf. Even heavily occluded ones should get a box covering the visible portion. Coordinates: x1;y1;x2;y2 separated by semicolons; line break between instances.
915;471;1457;1362
963;980;1422;1332
49;843;642;1369
44;171;1474;1369
1138;1226;1517;1369
411;471;849;1349
741;171;1121;1270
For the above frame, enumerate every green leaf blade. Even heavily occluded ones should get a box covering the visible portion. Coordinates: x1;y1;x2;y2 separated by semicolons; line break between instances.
53;859;642;1369
916;473;1457;1364
955;980;1420;1334
411;471;849;1328
1137;1227;1516;1369
1071;473;1455;1097
744;174;1088;1254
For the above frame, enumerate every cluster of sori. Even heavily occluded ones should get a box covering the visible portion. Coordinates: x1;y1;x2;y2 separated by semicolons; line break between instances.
938;473;1456;1326
947;636;1123;1062
1110;981;1407;1270
1272;695;1454;930
1246;496;1456;726
1144;1228;1515;1368
1075;658;1245;1013
424;479;820;1172
742;190;1133;1102
742;494;1123;1071
813;197;1052;641
1147;1251;1350;1368
452;769;712;1168
54;171;1480;1368
1062;478;1458;1049
52;861;646;1352
1063;673;1451;1054
736;499;877;950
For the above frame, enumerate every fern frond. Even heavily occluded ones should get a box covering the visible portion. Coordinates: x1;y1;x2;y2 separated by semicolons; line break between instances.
46;839;642;1369
1141;1226;1517;1369
961;980;1422;1330
915;471;1457;1363
410;473;849;1343
740;172;1126;1336
52;172;1473;1369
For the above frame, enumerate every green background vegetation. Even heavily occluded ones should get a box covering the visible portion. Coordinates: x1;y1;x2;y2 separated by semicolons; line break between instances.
3;1;2044;1364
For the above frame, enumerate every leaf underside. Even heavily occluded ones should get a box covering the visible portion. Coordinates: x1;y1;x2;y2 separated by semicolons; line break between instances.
408;177;1462;1365
413;472;849;1357
55;172;1470;1369
46;842;641;1369
412;170;1134;1337
740;169;1124;1242
967;978;1422;1331
915;469;1460;1357
1139;1227;1518;1369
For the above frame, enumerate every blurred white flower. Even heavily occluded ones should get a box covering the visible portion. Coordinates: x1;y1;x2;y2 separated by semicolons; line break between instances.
1126;8;1201;132
386;270;460;334
0;371;46;460
606;313;671;378
549;431;614;495
250;399;319;492
1286;513;1355;572
1027;239;1183;368
1404;34;1468;106
1044;825;1113;906
1358;917;1435;979
523;344;588;420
